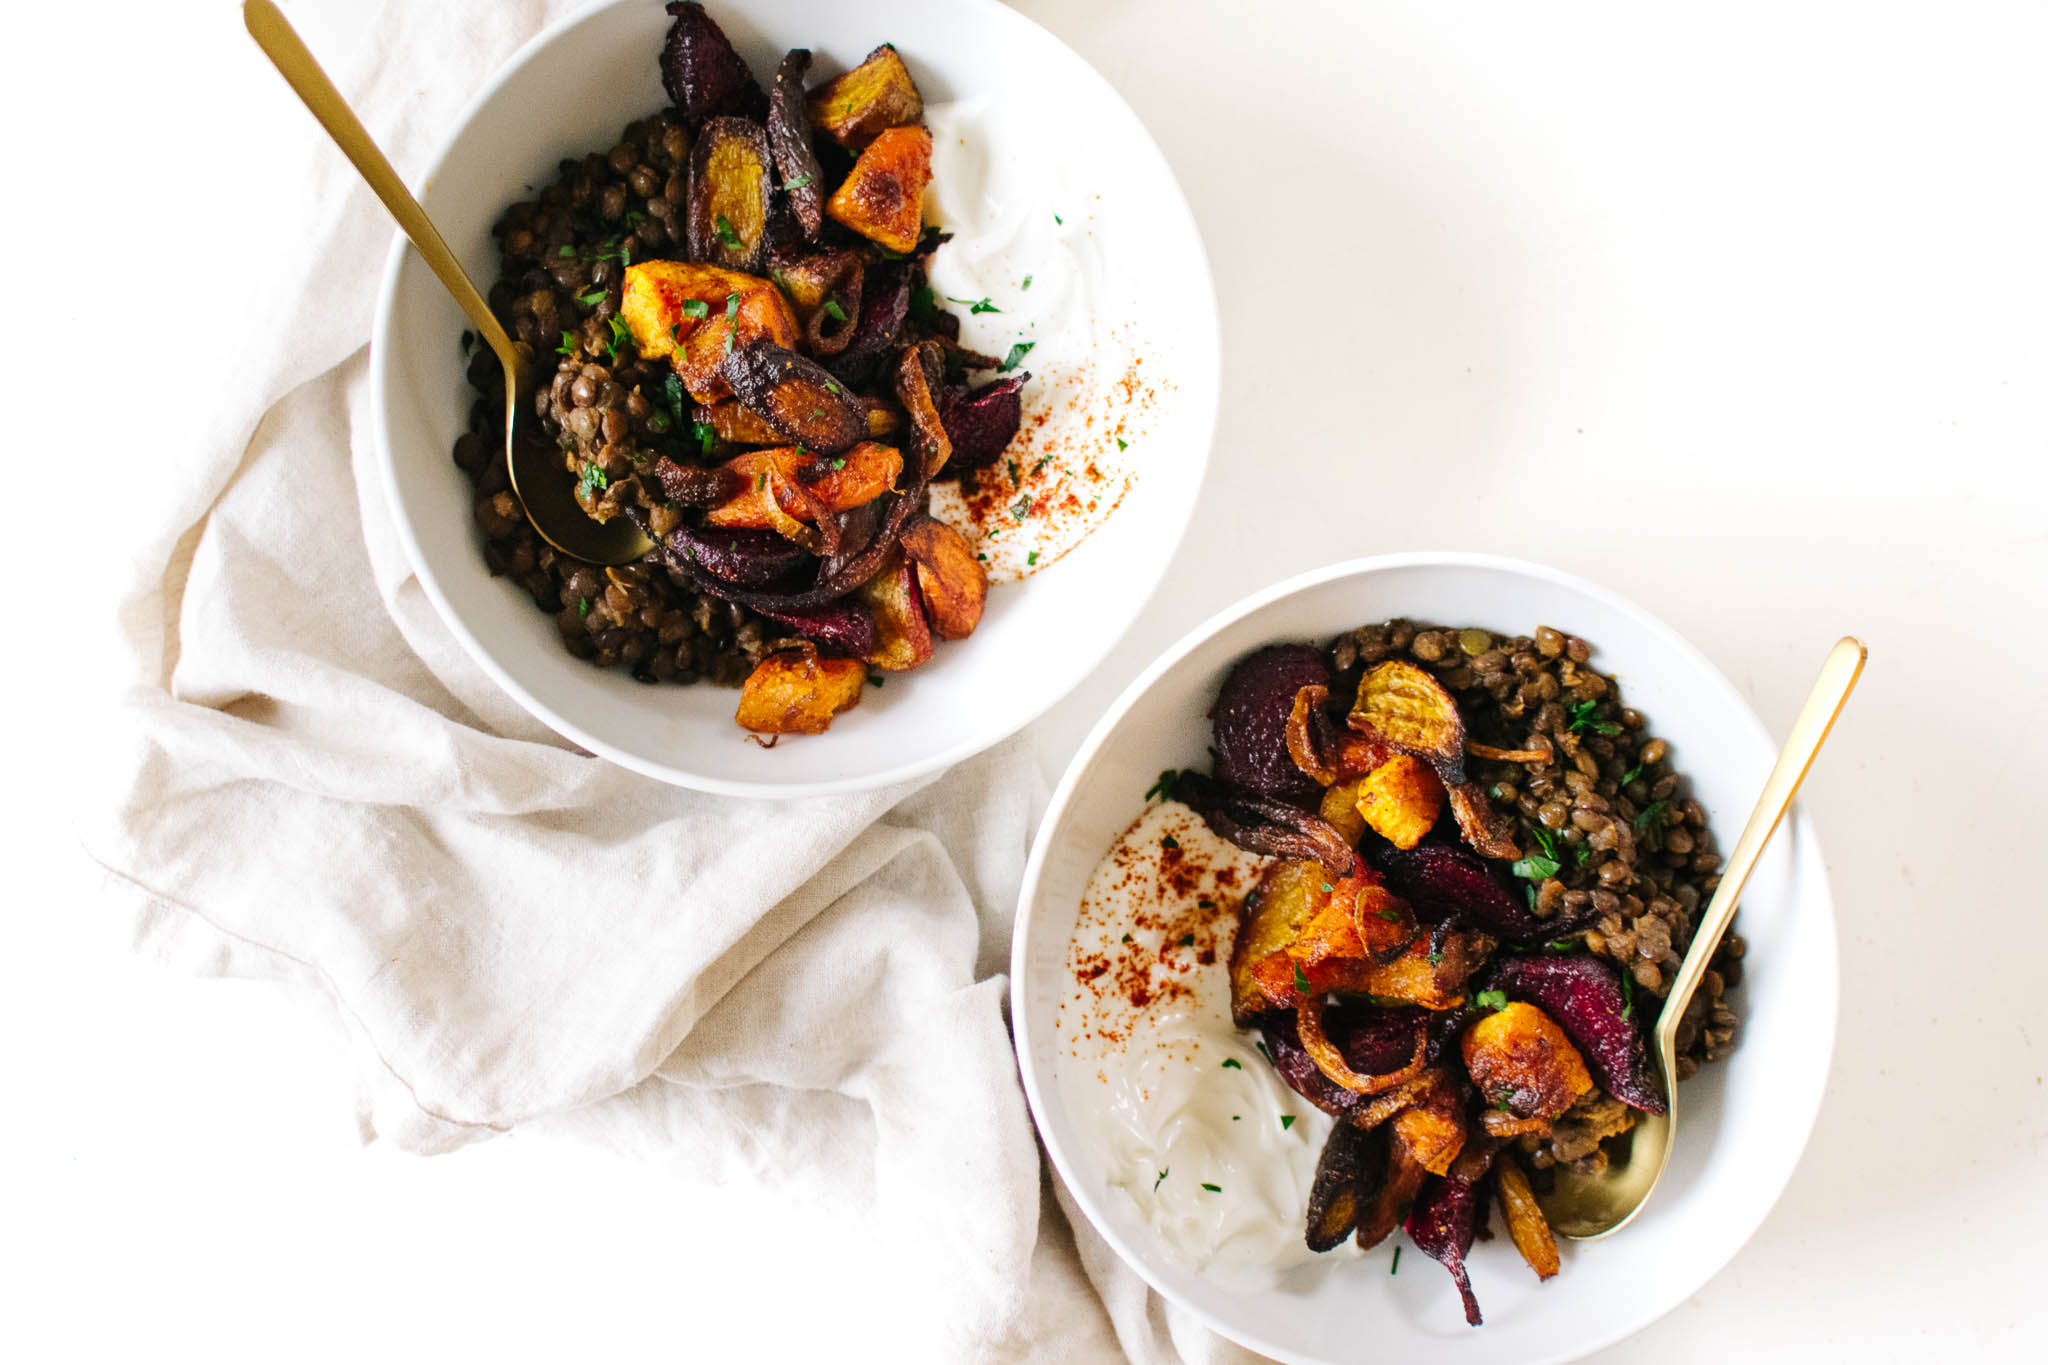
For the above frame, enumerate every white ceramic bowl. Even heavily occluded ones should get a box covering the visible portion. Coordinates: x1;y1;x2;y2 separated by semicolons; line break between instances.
371;0;1216;796
1013;553;1838;1364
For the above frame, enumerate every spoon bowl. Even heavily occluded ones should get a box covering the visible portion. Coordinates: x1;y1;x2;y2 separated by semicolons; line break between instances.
1536;635;1866;1239
244;0;650;566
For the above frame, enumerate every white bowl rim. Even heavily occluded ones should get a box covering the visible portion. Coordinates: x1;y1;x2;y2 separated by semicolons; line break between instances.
1011;549;1840;1364
366;0;1221;799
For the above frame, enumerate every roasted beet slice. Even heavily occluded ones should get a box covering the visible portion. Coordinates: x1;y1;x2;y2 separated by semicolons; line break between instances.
1175;770;1357;876
767;50;825;238
1368;839;1599;945
934;375;1028;473
1486;955;1666;1113
688;118;775;271
825;261;912;385
1305;1122;1374;1252
1324;1003;1431;1074
1356;1139;1427;1251
722;339;865;453
665;523;810;588
753;599;878;658
1212;645;1334;805
661;2;766;126
1405;1174;1485;1326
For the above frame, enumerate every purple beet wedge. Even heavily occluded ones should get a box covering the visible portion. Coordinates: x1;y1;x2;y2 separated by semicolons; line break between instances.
1486;954;1666;1113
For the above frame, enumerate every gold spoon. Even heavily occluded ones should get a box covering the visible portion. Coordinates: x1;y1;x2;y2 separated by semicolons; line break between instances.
1536;635;1866;1240
243;0;653;566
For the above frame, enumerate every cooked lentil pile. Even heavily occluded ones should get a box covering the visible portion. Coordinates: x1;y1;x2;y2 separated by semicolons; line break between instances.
452;111;779;686
1331;618;1742;1172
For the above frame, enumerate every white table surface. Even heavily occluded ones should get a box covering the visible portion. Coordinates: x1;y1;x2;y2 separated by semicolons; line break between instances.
12;0;2046;1359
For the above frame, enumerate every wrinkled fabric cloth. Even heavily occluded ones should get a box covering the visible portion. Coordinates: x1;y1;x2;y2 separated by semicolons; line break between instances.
74;1;1256;1360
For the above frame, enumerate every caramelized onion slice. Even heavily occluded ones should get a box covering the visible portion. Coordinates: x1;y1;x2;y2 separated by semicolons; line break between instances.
1294;994;1430;1097
1174;770;1358;876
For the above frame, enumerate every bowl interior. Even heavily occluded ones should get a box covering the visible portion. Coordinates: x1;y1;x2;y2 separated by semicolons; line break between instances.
371;0;1215;795
1014;554;1838;1365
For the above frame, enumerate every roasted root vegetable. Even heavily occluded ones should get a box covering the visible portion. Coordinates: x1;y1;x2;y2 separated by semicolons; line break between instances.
1448;781;1521;860
1319;779;1367;845
697;400;783;446
1367;840;1597;946
1294;994;1429;1097
1316;930;1492;1012
1494;1159;1560;1280
770;249;866;355
1355;754;1443;849
1305;1122;1373;1252
935;375;1030;473
856;548;935;671
1486;955;1666;1113
827;124;932;254
1350;660;1467;776
1390;1068;1468;1176
688;118;775;271
662;2;766;126
1461;1001;1595;1120
722;339;866;453
767;50;826;237
661;521;809;587
751;599;877;658
619;260;800;403
1212;645;1332;804
1229;859;1340;1021
735;647;866;734
704;442;903;538
806;43;925;149
1356;1140;1429;1251
1405;1174;1485;1326
899;517;987;640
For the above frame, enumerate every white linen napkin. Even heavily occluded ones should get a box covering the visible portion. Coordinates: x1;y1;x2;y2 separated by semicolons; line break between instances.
74;1;1263;1359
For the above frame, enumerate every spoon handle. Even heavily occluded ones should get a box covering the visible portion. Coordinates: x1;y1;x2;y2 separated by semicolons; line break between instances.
243;0;519;369
1655;637;1867;1050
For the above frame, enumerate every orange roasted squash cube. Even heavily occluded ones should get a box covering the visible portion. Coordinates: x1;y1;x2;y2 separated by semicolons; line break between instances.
735;651;867;735
1355;754;1443;849
827;125;932;254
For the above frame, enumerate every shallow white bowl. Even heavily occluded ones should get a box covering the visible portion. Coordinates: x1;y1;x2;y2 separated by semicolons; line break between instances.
370;0;1215;796
1013;553;1838;1364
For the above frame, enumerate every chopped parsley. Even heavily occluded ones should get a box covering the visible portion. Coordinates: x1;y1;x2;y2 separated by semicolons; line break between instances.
1053;213;1063;225
1121;932;1133;944
682;298;710;319
1292;962;1312;995
1000;341;1036;372
907;285;940;324
1221;1058;1242;1070
577;289;607;307
1032;455;1052;475
1475;989;1509;1012
459;330;476;355
1200;1183;1221;1193
1390;1246;1402;1275
1007;458;1021;484
1010;494;1033;521
1567;699;1622;736
1255;1040;1271;1063
1178;933;1194;947
1144;769;1179;802
1022;274;1033;290
557;331;578;358
1026;550;1040;566
1621;760;1646;785
604;315;632;361
783;173;813;190
1635;799;1671;833
578;463;608;495
948;295;1001;314
1280;1115;1295;1130
830;456;847;471
713;214;743;249
1620;967;1636;1020
1154;1168;1169;1192
1376;907;1404;924
557;244;577;258
1161;834;1180;850
1510;825;1562;882
868;675;884;688
822;298;849;322
1115;436;1128;451
577;597;591;618
1321;882;1334;894
1197;898;1215;909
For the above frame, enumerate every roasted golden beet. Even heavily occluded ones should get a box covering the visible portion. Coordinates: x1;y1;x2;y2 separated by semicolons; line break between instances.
1319;778;1367;844
722;339;866;453
1228;859;1333;1021
1286;871;1414;972
1494;1159;1561;1280
735;648;867;735
620;261;801;403
688;117;775;271
697;400;782;446
1390;1068;1468;1176
1462;1001;1595;1120
827;124;932;254
806;43;924;149
703;442;903;535
856;548;935;671
767;50;826;238
859;397;903;438
1324;931;1491;1011
899;518;986;640
1355;755;1444;850
1349;660;1467;773
1232;863;1415;1019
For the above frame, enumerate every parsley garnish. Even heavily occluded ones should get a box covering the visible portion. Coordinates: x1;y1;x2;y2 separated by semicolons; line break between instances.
1510;825;1562;882
1000;341;1036;372
1293;962;1312;995
1121;932;1133;944
868;675;884;688
682;298;709;319
948;295;1001;314
713;214;743;250
1621;760;1646;785
577;289;606;307
1007;458;1020;484
1568;700;1622;736
1221;1058;1242;1070
1144;770;1179;802
459;330;476;355
1022;275;1033;290
1635;799;1671;832
1255;1040;1271;1063
1321;882;1334;894
578;463;608;495
1010;494;1033;521
1376;907;1403;923
1475;989;1509;1012
1197;898;1215;909
1154;1168;1169;1192
830;456;847;471
1115;436;1128;451
1280;1115;1295;1130
1620;967;1636;1020
1200;1183;1222;1193
605;315;632;361
822;298;848;322
557;331;578;358
577;597;590;618
1026;550;1040;566
908;285;940;324
1178;933;1194;946
557;244;576;258
1390;1247;1402;1275
1054;213;1063;225
1161;834;1180;850
783;173;813;190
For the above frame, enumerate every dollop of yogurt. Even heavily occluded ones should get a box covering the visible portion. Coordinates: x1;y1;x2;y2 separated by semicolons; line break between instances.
1055;802;1358;1285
